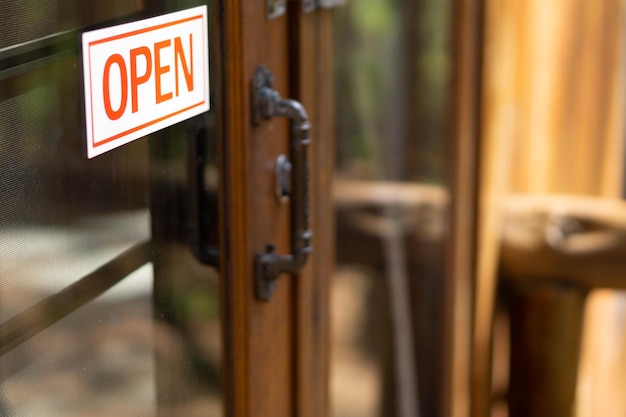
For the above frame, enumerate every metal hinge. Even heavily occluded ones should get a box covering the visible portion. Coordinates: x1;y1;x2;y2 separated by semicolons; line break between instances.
304;0;347;12
267;0;286;19
268;0;345;19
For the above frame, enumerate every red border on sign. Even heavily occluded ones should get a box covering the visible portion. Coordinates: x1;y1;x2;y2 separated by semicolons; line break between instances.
88;14;208;148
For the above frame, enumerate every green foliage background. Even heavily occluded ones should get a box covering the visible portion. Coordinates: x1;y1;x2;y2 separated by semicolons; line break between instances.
334;0;452;184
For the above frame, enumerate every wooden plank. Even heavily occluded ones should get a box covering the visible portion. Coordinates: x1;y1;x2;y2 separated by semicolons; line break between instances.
337;186;626;289
219;0;249;415
507;284;586;417
337;188;626;289
494;0;625;196
471;0;518;413
220;0;293;416
289;5;333;417
445;0;483;416
501;195;626;289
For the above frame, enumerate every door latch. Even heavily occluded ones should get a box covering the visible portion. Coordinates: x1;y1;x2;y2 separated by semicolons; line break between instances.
251;66;313;301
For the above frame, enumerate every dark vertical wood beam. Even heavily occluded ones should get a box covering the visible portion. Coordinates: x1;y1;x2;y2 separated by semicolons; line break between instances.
220;1;293;416
445;0;484;415
289;5;334;417
507;283;586;417
393;0;419;181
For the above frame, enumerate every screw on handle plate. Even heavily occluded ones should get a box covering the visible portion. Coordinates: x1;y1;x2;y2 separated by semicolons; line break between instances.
275;155;292;204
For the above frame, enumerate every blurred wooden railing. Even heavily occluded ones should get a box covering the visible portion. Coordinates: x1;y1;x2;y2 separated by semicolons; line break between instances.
501;195;626;417
335;178;626;417
335;179;448;417
502;195;626;289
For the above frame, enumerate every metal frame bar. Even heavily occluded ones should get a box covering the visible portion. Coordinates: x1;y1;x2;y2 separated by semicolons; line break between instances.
0;242;151;358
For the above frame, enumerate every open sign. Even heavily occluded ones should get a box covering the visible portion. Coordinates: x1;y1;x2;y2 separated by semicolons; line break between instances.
82;6;209;158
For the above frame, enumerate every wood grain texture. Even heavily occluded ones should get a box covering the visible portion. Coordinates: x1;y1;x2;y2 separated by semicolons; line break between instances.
500;0;625;196
473;0;518;413
478;0;625;415
507;284;586;417
219;0;249;415
290;5;333;417
446;0;483;416
337;187;626;290
220;2;332;416
220;1;292;416
501;195;626;289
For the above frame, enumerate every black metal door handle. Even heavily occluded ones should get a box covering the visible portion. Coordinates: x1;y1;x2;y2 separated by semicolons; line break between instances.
251;66;313;301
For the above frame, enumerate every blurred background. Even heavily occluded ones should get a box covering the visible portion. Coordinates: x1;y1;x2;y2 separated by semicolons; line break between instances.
329;0;626;417
331;0;453;416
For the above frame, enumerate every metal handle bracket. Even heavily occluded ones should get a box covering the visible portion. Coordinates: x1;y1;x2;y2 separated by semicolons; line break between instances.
251;66;313;301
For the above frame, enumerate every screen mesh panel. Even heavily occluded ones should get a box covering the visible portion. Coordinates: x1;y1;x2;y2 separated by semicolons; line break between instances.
0;1;58;49
0;1;146;51
0;58;150;325
0;265;155;416
0;1;222;415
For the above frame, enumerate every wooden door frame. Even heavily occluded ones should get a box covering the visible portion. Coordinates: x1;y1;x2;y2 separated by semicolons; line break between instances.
445;0;484;416
218;1;334;416
288;6;334;417
218;0;485;415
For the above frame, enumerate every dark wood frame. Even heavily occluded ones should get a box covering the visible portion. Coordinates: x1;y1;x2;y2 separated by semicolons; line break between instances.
445;0;484;416
219;2;334;416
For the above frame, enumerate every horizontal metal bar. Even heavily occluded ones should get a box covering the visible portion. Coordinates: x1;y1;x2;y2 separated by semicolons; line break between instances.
0;30;76;68
0;241;151;357
0;10;147;77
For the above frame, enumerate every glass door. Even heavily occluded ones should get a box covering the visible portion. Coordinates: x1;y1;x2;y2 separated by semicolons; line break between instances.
0;1;222;415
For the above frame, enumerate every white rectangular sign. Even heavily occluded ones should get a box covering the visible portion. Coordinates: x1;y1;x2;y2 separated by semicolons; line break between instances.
82;6;210;158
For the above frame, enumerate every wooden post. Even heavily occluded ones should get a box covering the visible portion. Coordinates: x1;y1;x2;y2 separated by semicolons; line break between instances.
507;283;587;417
